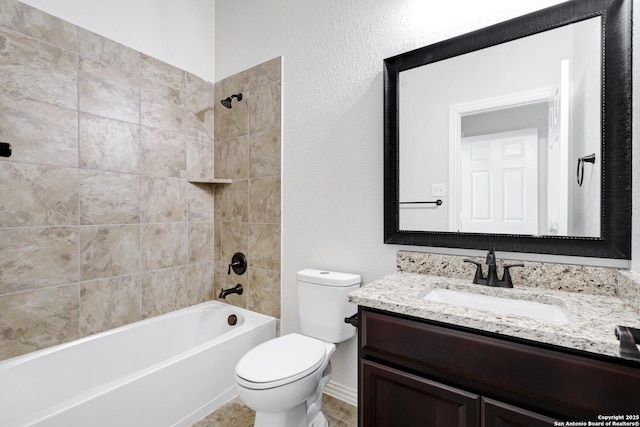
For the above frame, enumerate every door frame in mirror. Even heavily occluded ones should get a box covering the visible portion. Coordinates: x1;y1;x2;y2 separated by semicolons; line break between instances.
383;0;631;259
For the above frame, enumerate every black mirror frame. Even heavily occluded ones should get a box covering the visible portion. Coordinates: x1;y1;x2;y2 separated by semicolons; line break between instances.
384;0;632;259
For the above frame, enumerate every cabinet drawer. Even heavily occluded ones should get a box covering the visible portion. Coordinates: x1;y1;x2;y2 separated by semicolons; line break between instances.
360;308;640;417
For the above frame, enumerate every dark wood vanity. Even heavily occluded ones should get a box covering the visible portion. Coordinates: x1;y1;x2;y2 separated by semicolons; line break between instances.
358;307;640;427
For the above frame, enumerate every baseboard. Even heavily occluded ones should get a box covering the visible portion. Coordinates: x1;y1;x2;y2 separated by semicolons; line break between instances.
324;380;357;407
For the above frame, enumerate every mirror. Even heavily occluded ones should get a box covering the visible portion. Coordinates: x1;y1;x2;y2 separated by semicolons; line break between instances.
399;17;602;237
384;0;631;259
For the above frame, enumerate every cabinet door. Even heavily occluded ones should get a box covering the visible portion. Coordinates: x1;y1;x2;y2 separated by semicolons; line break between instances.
482;397;558;427
361;360;479;427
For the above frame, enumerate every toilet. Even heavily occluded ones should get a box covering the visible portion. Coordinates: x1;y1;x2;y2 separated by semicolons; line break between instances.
234;269;360;427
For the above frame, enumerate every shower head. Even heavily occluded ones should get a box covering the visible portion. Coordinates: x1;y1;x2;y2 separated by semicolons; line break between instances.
221;93;243;108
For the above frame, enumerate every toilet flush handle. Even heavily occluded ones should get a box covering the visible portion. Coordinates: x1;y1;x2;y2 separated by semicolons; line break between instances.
345;313;358;328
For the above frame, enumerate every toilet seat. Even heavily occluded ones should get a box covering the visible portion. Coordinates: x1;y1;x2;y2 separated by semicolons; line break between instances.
235;333;328;390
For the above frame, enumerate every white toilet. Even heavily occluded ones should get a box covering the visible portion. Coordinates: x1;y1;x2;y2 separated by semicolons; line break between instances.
234;269;360;427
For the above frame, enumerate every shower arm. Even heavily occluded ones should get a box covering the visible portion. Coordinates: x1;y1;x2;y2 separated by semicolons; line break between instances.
221;93;243;108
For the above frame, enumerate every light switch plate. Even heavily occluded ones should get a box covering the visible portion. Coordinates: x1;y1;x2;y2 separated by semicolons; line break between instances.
432;184;447;197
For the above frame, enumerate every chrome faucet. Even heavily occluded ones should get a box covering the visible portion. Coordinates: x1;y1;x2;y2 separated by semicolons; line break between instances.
464;250;523;288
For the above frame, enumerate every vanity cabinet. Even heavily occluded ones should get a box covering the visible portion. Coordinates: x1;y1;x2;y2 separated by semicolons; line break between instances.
358;307;640;427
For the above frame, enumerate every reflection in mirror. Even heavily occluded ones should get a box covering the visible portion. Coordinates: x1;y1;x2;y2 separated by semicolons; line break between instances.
384;0;632;259
399;17;601;238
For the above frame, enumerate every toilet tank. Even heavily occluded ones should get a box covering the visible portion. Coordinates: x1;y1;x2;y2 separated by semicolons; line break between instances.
297;269;361;343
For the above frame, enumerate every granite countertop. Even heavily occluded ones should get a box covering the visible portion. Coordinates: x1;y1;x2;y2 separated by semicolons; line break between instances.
349;272;640;360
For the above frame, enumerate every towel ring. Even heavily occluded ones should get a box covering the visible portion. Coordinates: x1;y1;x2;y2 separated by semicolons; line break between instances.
576;153;596;187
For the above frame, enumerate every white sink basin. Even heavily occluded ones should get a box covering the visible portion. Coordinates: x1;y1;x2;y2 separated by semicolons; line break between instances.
423;288;571;324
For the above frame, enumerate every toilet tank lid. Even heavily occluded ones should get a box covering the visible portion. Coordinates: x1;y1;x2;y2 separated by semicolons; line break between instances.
297;269;361;287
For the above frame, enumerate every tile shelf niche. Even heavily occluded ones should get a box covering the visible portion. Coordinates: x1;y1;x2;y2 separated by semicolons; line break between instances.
187;178;232;184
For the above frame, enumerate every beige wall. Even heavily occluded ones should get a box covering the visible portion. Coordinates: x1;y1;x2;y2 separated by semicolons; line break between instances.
213;58;282;319
0;0;217;360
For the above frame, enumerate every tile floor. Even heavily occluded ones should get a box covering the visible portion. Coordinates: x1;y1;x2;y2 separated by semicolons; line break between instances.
192;394;357;427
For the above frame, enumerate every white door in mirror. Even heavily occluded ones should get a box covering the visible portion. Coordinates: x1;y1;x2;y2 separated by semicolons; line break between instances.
460;128;539;235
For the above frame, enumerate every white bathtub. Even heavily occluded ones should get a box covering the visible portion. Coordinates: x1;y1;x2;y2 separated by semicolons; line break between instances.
0;301;275;427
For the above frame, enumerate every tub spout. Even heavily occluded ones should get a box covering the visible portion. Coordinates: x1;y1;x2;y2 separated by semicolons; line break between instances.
219;284;243;299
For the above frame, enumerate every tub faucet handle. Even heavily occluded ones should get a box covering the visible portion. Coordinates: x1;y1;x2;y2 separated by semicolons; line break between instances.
227;262;238;275
227;252;247;275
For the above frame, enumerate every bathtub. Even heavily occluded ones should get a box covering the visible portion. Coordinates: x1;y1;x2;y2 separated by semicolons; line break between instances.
0;301;275;427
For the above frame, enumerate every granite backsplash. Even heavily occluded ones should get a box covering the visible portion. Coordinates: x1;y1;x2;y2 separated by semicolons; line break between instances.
397;251;640;314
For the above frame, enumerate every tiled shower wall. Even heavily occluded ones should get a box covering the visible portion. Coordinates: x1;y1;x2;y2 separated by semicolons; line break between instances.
0;0;217;360
213;58;282;319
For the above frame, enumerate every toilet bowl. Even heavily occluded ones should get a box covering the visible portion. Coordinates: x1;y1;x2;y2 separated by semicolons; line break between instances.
234;269;360;427
235;334;336;427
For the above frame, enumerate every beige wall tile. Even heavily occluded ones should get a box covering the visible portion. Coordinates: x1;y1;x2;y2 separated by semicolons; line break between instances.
0;0;220;361
186;136;214;179
80;225;140;281
213;261;222;302
140;79;185;134
0;27;77;109
141;176;187;223
142;266;188;318
0;93;78;167
185;81;216;141
140;127;186;178
140;53;186;91
0;0;77;50
0;227;79;294
249;128;281;178
188;183;214;222
249;176;281;223
213;58;282;323
218;222;249;263
77;28;139;74
214;221;222;261
248;57;281;88
79;170;140;225
249;223;281;271
79;58;139;123
188;262;214;305
215;135;249;179
79;275;141;336
0;162;78;227
0;284;80;360
248;268;280;318
141;223;188;271
189;222;214;264
79;113;140;173
249;81;281;133
215;179;249;223
186;72;207;93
